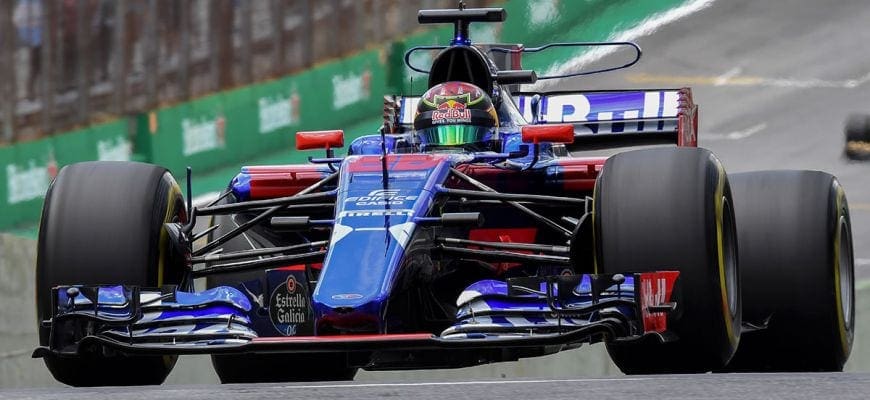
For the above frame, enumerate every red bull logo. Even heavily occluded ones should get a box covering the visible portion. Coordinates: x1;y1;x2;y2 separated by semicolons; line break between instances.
432;99;472;123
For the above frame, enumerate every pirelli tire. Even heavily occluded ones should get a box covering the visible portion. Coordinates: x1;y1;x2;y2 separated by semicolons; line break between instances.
206;196;358;383
723;171;854;371
594;147;741;374
35;161;188;387
844;114;870;160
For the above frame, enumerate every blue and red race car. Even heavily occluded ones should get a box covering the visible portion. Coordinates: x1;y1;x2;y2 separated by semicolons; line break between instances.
34;5;855;386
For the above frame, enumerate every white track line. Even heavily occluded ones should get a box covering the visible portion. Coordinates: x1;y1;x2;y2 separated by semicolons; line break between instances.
627;70;870;89
0;349;30;359
714;67;743;86
703;123;767;141
531;0;718;90
193;191;221;207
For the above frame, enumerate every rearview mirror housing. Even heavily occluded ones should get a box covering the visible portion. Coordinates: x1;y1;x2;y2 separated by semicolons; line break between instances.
296;130;345;151
521;124;575;144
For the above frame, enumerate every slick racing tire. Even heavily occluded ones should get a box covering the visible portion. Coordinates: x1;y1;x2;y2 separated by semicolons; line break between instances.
844;114;870;160
36;161;187;387
207;199;358;383
722;171;854;371
595;147;741;374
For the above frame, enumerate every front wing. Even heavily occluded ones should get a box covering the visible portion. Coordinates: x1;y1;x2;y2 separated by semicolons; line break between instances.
34;272;680;365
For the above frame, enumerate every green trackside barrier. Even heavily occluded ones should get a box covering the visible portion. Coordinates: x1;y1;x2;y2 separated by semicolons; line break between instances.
136;48;389;179
500;0;684;73
140;93;229;177
387;0;686;94
251;75;304;153
306;50;388;131
0;119;132;229
386;26;453;95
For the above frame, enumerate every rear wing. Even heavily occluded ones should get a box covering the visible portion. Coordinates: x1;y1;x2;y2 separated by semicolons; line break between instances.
385;88;698;149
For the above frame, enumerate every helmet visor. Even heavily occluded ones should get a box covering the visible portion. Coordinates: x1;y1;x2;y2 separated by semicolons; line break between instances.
417;125;496;149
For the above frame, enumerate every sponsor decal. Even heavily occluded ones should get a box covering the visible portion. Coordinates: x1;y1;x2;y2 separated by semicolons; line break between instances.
258;89;300;134
96;136;132;161
331;293;363;300
344;189;418;206
638;271;679;333
431;100;472;124
181;116;226;156
516;91;680;134
332;69;372;110
6;152;56;205
269;275;312;336
340;210;414;218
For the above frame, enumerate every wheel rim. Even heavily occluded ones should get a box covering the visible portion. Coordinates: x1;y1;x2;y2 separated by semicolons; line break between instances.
838;216;854;332
722;197;739;317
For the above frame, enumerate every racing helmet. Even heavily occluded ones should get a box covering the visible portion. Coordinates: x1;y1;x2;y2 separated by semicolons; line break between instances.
413;82;499;152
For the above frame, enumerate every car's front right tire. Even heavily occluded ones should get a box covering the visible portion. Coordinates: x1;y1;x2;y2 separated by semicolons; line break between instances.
594;147;741;374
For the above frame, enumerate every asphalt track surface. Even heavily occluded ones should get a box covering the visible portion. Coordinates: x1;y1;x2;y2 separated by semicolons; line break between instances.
7;0;870;398
3;373;869;400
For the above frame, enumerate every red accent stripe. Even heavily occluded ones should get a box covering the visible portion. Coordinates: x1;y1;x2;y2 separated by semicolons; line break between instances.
274;262;323;272
346;154;447;172
469;228;537;274
244;165;329;199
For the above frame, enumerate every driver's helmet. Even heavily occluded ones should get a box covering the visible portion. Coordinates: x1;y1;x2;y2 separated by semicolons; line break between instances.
413;82;499;152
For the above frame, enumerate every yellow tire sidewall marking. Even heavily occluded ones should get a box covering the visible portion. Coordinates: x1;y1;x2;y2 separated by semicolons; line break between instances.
714;161;737;349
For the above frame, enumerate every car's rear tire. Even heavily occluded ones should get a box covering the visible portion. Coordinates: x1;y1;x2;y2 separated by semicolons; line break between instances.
206;200;358;383
595;147;741;374
36;161;187;386
722;171;854;371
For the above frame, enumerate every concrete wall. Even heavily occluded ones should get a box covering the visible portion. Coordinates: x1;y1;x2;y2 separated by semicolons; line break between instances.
2;232;866;388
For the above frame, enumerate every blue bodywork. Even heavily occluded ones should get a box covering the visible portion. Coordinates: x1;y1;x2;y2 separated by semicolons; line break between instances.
49;285;256;350
313;154;453;332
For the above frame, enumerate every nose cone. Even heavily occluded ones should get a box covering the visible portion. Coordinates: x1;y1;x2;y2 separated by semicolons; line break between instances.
311;222;414;333
313;298;383;333
312;154;450;333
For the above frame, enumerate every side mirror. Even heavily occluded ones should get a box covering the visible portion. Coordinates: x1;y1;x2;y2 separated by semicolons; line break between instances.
521;124;575;144
295;130;345;151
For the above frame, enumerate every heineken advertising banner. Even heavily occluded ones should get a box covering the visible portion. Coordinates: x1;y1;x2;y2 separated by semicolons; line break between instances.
0;120;131;228
136;49;387;179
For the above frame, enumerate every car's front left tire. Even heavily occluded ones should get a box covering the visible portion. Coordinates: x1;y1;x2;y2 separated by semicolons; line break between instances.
36;161;187;386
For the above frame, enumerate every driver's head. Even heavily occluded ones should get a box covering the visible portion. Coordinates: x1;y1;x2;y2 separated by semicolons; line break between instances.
413;82;499;152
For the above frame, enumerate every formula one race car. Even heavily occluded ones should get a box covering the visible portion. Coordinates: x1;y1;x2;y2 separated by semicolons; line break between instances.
34;6;855;386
